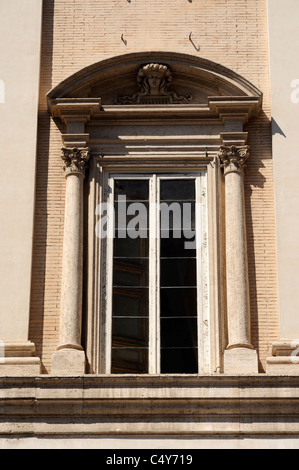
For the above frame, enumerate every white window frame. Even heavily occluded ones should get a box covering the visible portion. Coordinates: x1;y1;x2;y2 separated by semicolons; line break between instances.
100;170;209;375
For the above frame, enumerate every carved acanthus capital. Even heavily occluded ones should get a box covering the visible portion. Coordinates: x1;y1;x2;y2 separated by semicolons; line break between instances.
61;147;90;176
117;63;192;105
219;145;249;175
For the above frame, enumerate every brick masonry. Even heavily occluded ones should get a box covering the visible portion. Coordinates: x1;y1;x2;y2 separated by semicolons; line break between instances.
29;0;279;373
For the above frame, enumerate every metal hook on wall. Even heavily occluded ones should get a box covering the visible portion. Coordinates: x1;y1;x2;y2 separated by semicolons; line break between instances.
121;33;127;45
189;32;200;52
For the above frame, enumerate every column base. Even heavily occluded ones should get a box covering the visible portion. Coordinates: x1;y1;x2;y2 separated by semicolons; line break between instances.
51;348;86;376
266;341;299;375
0;341;41;376
224;347;258;374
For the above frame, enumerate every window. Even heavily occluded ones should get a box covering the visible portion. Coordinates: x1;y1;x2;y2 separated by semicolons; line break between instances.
99;171;209;375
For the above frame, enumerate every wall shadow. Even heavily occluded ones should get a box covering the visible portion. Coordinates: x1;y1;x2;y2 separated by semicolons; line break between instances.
28;0;55;374
244;109;275;373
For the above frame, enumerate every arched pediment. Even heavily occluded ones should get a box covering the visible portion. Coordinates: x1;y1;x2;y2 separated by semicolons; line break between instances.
47;52;262;106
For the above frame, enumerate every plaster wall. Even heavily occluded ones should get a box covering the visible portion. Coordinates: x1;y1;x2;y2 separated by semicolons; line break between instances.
268;0;299;338
0;0;43;340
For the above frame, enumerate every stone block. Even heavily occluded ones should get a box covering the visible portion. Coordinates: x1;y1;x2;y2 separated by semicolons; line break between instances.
51;349;86;376
224;347;258;374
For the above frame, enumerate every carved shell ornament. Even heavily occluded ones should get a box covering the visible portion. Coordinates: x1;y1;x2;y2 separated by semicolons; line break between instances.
117;63;193;105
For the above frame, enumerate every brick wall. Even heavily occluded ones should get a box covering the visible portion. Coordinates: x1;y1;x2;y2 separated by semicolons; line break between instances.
29;0;279;373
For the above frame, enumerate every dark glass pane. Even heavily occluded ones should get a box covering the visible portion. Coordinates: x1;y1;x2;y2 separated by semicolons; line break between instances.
160;231;196;258
111;178;150;375
112;317;148;346
160;288;197;318
115;202;149;228
113;288;149;317
160;258;197;287
114;233;149;258
160;318;197;348
111;348;148;374
160;180;195;201
113;259;149;287
160;202;195;230
161;348;198;374
114;180;149;201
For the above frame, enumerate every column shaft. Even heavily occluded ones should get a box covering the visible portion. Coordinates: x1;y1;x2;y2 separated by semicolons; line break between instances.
225;168;251;348
51;147;89;375
219;145;258;374
59;172;84;349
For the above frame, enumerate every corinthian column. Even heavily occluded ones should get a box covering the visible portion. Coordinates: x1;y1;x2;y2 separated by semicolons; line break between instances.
51;147;90;375
219;145;258;374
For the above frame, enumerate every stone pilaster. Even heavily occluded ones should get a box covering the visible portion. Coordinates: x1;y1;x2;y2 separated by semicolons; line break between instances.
219;144;258;374
51;148;90;375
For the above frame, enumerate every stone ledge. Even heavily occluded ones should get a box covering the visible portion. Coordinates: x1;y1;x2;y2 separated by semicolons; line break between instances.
1;375;299;437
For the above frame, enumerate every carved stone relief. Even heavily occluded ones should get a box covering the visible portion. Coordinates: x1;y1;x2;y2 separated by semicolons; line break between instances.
61;147;90;176
117;63;192;105
219;145;249;175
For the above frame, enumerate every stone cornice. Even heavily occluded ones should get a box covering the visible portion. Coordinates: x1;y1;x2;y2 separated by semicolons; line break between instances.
49;98;102;124
1;375;299;437
208;96;261;123
47;97;261;125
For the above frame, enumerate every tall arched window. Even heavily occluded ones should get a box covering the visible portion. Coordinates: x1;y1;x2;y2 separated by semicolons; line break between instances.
48;52;262;376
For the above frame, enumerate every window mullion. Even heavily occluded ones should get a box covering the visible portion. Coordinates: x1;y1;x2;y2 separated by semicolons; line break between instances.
149;174;158;374
105;175;115;374
156;175;161;374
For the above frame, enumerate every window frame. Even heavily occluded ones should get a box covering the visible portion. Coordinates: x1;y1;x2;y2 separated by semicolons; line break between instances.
98;169;209;375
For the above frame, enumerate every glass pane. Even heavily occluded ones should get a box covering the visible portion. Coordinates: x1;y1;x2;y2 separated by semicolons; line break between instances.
114;233;149;258
160;288;197;318
114;180;149;200
113;288;149;317
160;179;195;201
160;258;197;287
160;202;195;230
161;348;198;374
160;318;197;348
113;259;149;287
160;231;196;258
111;179;150;375
111;348;148;374
112;318;148;346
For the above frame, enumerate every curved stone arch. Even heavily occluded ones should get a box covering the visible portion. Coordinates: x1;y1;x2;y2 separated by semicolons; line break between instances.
47;51;262;106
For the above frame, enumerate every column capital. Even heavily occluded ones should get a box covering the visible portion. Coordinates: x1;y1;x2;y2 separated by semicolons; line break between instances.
219;145;249;175
61;147;90;177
